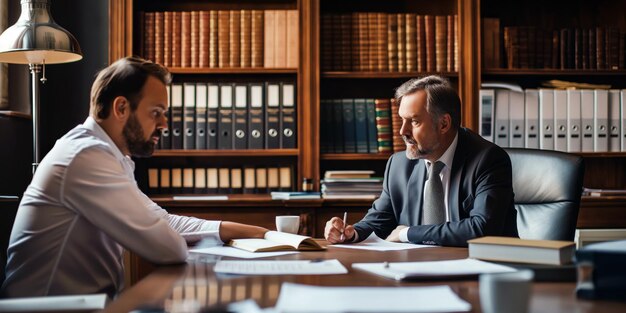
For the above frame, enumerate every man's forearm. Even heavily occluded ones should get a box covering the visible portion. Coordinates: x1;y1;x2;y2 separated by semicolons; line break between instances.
219;221;268;242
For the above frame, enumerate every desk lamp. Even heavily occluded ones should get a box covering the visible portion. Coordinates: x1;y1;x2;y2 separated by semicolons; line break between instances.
0;0;82;173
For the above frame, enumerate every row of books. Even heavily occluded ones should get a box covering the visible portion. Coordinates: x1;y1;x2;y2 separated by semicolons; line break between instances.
320;171;382;199
142;10;298;68
320;13;458;72
147;166;294;195
160;81;296;150
479;88;626;152
483;18;625;70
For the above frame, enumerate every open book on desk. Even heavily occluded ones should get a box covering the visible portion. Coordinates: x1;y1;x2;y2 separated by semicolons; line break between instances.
228;231;325;252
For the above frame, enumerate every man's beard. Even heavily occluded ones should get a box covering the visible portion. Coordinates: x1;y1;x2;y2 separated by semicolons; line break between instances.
123;113;159;157
403;135;433;160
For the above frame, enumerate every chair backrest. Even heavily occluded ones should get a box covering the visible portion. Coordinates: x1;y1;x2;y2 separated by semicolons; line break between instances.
504;148;585;241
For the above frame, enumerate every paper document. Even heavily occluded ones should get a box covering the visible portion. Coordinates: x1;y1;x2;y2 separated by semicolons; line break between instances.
332;232;433;251
0;294;108;311
275;283;471;312
214;259;348;275
353;258;517;280
190;246;299;259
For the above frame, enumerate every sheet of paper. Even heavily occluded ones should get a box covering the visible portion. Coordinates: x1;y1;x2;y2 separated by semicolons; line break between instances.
214;259;348;275
331;232;433;251
189;246;298;259
0;294;107;311
275;283;471;312
352;258;517;280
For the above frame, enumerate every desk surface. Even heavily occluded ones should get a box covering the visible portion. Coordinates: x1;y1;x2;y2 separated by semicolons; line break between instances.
104;245;626;313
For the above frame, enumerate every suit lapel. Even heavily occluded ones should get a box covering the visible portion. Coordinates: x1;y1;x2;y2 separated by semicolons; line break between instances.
405;159;426;226
449;129;469;222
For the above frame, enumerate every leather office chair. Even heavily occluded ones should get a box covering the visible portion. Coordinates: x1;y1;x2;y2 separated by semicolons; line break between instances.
504;148;585;241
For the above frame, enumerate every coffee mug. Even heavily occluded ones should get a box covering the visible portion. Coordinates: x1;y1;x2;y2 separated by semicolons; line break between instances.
275;215;300;234
479;269;534;313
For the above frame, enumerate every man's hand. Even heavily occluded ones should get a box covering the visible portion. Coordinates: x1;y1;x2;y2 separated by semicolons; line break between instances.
324;217;355;244
385;225;408;242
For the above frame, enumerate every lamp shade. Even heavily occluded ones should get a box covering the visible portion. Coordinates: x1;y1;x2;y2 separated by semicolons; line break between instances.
0;0;82;64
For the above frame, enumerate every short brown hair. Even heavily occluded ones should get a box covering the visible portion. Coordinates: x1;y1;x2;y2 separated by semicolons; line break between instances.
394;75;461;129
90;57;171;120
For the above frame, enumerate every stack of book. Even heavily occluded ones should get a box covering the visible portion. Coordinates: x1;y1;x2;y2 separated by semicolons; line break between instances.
321;170;383;199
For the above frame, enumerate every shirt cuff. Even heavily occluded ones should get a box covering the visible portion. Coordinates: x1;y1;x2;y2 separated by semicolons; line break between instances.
399;227;410;243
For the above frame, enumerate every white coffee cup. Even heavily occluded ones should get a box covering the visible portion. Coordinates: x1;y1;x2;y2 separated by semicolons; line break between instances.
275;215;300;234
479;270;534;313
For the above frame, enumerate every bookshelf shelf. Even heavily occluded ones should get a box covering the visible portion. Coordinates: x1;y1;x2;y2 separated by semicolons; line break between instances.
153;149;300;157
320;153;393;161
168;67;298;74
482;69;626;76
322;71;459;79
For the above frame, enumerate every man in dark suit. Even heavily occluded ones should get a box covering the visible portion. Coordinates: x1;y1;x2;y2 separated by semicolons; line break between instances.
324;75;517;247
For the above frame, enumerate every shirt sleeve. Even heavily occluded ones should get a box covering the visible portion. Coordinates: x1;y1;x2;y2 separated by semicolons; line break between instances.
399;227;410;242
61;147;188;264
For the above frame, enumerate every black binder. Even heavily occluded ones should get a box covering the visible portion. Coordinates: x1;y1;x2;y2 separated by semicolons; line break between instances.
183;83;196;150
280;83;296;149
365;99;378;153
195;83;208;150
170;83;184;150
207;84;219;149
218;84;234;150
248;83;265;149
160;85;172;149
233;84;248;150
265;83;281;149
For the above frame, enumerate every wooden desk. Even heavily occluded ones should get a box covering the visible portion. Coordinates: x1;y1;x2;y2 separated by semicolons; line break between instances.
105;246;626;313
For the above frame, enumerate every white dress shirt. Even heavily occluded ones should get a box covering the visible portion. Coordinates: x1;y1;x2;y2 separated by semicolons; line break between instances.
1;117;221;298
399;134;458;242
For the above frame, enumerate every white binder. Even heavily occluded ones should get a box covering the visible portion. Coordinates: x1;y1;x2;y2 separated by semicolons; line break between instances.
554;89;568;152
580;90;595;152
508;91;525;148
593;89;609;152
539;89;554;150
566;89;582;152
608;90;621;152
479;89;495;142
524;89;539;149
494;89;510;147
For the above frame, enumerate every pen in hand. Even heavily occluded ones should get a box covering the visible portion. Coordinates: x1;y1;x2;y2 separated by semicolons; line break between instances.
340;212;347;241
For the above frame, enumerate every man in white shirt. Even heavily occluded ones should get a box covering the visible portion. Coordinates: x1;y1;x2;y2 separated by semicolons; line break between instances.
324;76;517;247
1;57;268;298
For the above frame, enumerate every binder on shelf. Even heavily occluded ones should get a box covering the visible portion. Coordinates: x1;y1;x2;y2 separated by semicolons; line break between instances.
342;99;357;153
566;90;582;153
218;84;234;150
554;90;568;152
267;167;280;192
243;167;256;194
580;90;595;152
524;89;539;149
170;83;184;150
171;168;183;194
183;83;196;150
195;83;208;150
608;90;620;152
539;89;555;150
231;168;243;194
281;83;297;149
207;168;218;194
479;89;495;142
183;168;194;194
353;99;369;153
161;85;172;149
494;89;509;147
265;83;281;149
593;89;609;152
256;167;268;194
248;83;265;149
332;99;345;153
365;99;378;153
233;84;248;150
194;168;207;194
207;84;219;150
148;168;159;194
160;168;171;195
279;166;292;191
218;167;231;193
508;91;524;148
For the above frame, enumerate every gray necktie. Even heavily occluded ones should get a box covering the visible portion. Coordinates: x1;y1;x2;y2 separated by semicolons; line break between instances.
423;161;445;225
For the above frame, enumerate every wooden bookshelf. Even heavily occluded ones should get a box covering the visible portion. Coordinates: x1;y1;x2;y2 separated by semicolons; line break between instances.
168;67;298;74
153;149;299;157
321;71;459;79
320;153;392;161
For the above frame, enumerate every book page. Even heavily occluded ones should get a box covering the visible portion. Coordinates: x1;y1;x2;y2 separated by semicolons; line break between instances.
190;246;298;259
264;231;323;250
229;238;293;252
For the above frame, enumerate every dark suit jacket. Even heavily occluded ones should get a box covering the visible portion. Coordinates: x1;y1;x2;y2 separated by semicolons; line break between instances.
353;128;518;247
